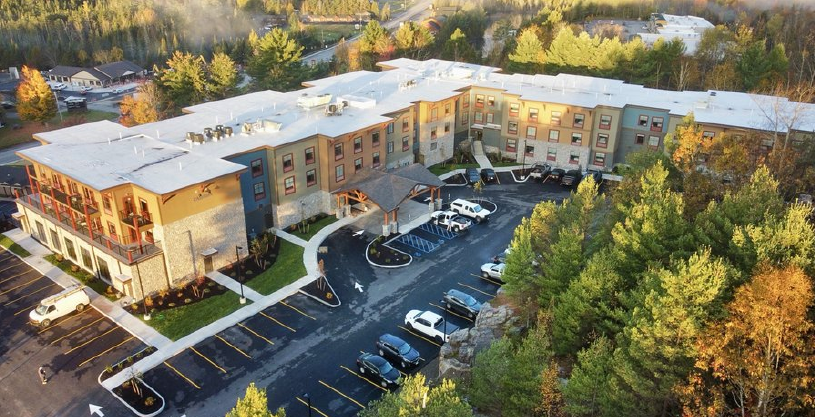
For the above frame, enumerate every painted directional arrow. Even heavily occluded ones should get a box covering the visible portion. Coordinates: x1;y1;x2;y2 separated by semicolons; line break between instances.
89;404;104;416
354;282;364;293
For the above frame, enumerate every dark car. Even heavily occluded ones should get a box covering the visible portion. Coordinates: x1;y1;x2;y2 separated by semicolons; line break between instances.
480;168;496;183
357;353;402;388
0;101;14;109
548;168;566;183
582;169;603;185
528;163;551;181
443;289;482;318
376;334;421;368
465;168;481;184
561;169;583;186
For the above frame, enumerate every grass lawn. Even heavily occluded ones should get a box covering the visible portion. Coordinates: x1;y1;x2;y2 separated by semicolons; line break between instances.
291;215;338;241
428;162;479;176
0;110;118;150
44;254;114;300
0;233;31;257
246;240;306;295
142;291;248;341
304;24;356;43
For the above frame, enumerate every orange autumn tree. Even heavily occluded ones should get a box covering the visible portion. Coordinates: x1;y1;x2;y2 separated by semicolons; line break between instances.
119;83;166;127
678;265;815;417
664;113;711;176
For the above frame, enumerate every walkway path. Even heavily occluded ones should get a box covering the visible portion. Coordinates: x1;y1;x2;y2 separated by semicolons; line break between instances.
471;140;494;170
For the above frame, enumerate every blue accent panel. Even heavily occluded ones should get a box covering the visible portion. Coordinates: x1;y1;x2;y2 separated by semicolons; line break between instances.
621;107;669;132
226;149;272;214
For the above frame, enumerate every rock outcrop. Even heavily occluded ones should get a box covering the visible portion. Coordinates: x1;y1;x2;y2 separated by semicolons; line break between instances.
438;302;519;380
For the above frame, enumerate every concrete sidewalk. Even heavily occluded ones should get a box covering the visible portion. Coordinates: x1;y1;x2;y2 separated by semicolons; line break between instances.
205;270;264;303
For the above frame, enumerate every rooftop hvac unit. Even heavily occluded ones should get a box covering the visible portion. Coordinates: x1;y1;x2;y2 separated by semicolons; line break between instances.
241;122;255;135
215;124;224;134
297;93;332;109
213;130;222;141
224;126;234;137
193;133;205;144
204;127;213;138
185;132;196;142
259;119;282;132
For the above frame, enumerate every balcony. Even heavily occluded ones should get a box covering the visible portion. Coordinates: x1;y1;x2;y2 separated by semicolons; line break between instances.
16;193;162;264
37;182;99;217
120;210;153;229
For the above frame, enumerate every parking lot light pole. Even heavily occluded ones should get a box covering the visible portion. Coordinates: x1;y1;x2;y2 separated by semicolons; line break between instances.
304;393;312;417
52;91;63;122
236;245;246;304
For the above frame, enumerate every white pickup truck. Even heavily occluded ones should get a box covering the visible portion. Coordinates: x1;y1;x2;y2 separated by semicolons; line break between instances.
430;210;471;232
405;310;459;344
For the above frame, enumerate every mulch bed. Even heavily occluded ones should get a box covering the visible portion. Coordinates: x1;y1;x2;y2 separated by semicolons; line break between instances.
368;235;411;267
127;277;228;316
444;173;467;185
99;346;158;382
112;378;163;415
220;233;282;283
300;275;341;307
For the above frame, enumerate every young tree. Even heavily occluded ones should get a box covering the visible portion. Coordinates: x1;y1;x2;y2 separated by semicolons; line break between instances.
226;382;286;417
360;374;472;417
154;51;208;110
358;21;391;56
208;52;239;99
16;65;57;124
562;337;616;417
247;28;304;91
508;27;546;74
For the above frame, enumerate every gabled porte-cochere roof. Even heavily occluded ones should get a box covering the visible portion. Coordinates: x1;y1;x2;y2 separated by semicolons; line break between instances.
334;164;444;213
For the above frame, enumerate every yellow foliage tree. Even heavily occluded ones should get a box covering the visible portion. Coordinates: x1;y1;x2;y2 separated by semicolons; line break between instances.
16;66;57;125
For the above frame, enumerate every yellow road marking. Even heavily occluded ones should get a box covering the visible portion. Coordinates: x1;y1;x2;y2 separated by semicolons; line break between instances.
189;347;227;374
0;261;25;276
339;365;388;392
398;325;442;347
64;326;120;354
5;282;57;306
164;361;201;389
0;275;44;295
296;397;330;417
77;336;135;368
429;302;474;322
39;309;88;333
0;270;38;286
319;380;366;409
50;316;104;344
279;300;316;320
237;323;275;346
259;312;296;332
14;302;38;316
458;281;497;297
215;335;252;358
470;273;504;286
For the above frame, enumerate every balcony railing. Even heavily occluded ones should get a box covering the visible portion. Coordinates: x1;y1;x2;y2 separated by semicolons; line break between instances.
16;193;162;264
120;209;153;228
37;182;99;217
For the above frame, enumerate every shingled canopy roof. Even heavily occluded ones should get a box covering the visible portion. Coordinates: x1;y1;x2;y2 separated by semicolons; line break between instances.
334;164;444;213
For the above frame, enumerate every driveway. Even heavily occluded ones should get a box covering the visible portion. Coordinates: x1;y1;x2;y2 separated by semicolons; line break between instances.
148;176;571;416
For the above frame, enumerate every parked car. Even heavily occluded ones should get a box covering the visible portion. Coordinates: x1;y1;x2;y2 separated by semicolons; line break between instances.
0;101;14;109
29;284;90;327
405;310;459;344
480;262;505;283
480;168;496;183
561;169;583;186
50;82;67;91
111;88;125;94
357;353;402;388
79;86;93;92
430;210;471;232
443;289;482;318
527;163;551;180
376;334;421;368
465;167;481;184
582;169;603;186
492;247;511;264
449;198;491;223
548;168;565;182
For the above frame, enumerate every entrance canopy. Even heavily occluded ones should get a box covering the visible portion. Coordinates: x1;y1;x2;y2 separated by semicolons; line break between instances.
333;164;445;215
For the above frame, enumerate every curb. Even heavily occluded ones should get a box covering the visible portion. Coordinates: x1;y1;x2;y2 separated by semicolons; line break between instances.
366;236;413;268
108;377;165;417
298;275;342;308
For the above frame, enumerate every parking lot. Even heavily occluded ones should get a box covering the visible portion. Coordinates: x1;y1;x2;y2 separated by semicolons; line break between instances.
154;172;572;417
0;249;141;417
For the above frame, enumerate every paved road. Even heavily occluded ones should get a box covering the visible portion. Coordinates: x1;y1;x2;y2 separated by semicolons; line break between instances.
144;174;572;416
0;141;39;166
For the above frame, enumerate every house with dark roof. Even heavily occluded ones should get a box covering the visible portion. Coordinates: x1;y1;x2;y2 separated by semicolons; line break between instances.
46;61;145;87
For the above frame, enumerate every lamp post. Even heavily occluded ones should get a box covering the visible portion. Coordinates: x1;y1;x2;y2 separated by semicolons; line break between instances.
52;91;63;122
521;138;527;178
236;245;246;304
303;393;312;417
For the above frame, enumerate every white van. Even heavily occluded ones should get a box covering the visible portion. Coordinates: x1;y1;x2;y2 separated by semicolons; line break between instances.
29;284;90;327
450;198;491;223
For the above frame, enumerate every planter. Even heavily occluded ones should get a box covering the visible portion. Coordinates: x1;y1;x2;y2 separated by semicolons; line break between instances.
366;236;412;268
98;346;157;383
299;275;341;307
111;377;165;417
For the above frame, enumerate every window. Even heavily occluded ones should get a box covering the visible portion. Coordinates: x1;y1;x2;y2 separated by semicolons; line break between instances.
475;112;483;123
431;107;438;121
488;96;495;107
571;133;583;146
107;222;116;237
81;247;92;269
648;135;660;148
402;136;410;151
508;121;518;135
549;130;560;142
445;103;451;115
102;194;112;214
305;147;315;164
444;122;451;133
282;154;293;172
551;111;561;126
334;143;344;160
284;177;295;195
509;103;520;117
64;238;75;259
526;126;537;139
463;94;470;108
461;112;469;126
402;117;410;132
486;113;495;124
372;132;380;147
573;113;585;128
372;152;381;168
635;133;645;145
249;159;263;177
353;136;362;153
596;133;608;148
599;114;612;129
354;158;363;172
651;117;664;132
638;115;649;127
254;182;266;200
96;257;110;280
335;165;345;182
594;152;606;166
430;142;438;151
528;108;539;122
506;139;517;152
525;144;535;156
306;169;316;187
431;127;438;139
703;131;715;138
547;148;557;161
387;122;394;134
475;94;484;108
569;151;580;164
388;141;395;154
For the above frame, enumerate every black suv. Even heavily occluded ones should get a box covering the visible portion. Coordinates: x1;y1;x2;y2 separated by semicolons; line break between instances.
357;352;402;388
465;167;481;184
561;169;583;186
582;169;603;185
375;334;421;368
443;289;482;318
480;168;496;183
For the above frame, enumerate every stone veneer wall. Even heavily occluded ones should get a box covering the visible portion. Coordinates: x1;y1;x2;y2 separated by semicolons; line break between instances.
128;254;170;299
274;189;331;228
419;134;454;166
158;198;247;286
502;140;591;170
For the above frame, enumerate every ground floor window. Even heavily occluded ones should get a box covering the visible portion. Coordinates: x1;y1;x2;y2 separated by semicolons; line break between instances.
569;151;580;164
648;135;660;149
547;148;557;161
50;229;60;251
506;138;517;152
306;169;317;186
81;248;92;269
65;238;76;260
96;257;110;280
593;152;606;166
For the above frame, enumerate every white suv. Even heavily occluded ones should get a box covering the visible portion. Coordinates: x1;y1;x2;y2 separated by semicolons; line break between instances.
449;199;491;223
